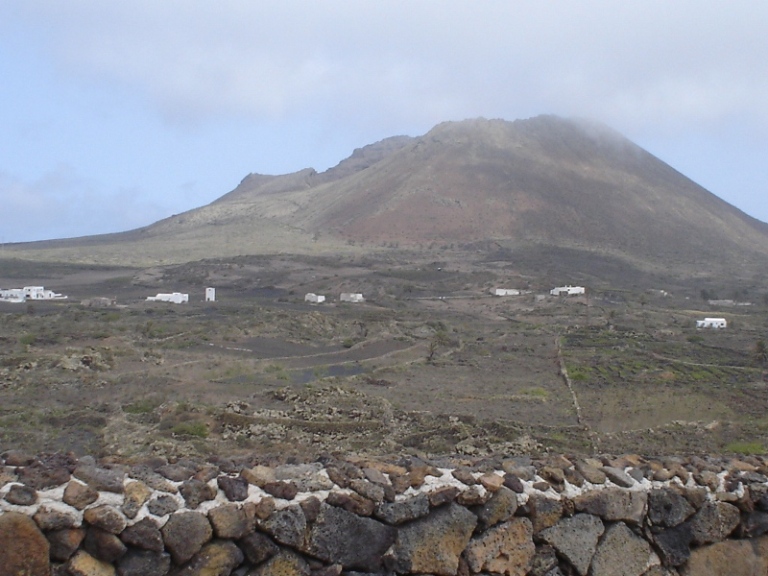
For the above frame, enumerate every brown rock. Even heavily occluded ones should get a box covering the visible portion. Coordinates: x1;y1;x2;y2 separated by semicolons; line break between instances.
253;497;276;519
300;495;323;523
250;549;310;576
464;518;535;576
590;522;652;576
0;511;50;575
349;478;386;503
47;527;86;562
174;540;244;576
428;486;460;507
575;460;606;484
479;472;505;492
66;549;116;576
681;535;768;576
573;488;647;524
452;467;477;485
457;485;490;506
73;464;125;493
83;504;127;534
242;464;276;487
121;480;152;519
263;480;299;500
325;466;350;489
157;463;195;482
475;486;518;530
3;449;36;466
64;480;99;510
161;511;213;565
389;472;412;494
208;503;250;539
363;466;390;485
33;505;78;531
17;460;71;490
325;491;375;516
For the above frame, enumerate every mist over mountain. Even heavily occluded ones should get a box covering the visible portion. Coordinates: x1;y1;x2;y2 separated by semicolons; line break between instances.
7;115;768;275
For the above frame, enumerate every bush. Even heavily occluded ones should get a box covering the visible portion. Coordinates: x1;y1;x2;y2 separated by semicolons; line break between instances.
18;333;36;347
171;421;209;438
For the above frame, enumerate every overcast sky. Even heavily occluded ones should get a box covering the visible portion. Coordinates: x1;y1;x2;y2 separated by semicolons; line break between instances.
2;1;767;243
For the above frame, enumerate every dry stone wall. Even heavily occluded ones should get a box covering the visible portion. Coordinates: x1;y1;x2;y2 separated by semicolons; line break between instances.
2;451;768;575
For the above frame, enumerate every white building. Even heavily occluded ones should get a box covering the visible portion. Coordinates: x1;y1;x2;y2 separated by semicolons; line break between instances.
696;317;727;329
492;288;521;296
305;293;326;304
340;293;365;303
1;286;67;302
550;285;586;296
146;292;188;304
205;287;216;302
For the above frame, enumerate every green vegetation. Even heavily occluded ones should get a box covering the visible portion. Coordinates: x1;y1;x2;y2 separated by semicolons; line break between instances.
725;441;764;456
170;421;209;438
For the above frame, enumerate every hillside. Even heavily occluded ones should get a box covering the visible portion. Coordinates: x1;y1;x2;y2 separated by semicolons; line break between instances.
5;115;768;274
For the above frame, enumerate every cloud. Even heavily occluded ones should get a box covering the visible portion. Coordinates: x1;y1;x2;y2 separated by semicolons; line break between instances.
0;167;166;243
11;1;768;136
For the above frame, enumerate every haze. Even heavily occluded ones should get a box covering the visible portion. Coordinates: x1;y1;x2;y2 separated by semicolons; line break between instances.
2;1;767;243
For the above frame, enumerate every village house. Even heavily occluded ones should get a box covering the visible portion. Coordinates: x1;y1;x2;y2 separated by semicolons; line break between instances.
305;293;326;304
550;285;586;296
146;293;189;304
696;317;727;329
340;293;365;303
492;288;521;296
0;286;67;303
205;288;216;302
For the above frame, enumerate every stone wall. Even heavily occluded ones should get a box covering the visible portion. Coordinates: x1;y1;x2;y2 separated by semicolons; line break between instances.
2;451;768;576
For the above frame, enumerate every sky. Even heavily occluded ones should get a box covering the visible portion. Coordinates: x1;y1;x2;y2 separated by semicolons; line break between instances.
2;1;768;243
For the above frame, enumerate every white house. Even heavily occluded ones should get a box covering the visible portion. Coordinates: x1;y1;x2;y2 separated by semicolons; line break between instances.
1;286;66;302
305;293;326;304
550;285;586;296
340;293;365;303
205;287;216;302
696;317;727;329
146;292;188;304
492;288;521;296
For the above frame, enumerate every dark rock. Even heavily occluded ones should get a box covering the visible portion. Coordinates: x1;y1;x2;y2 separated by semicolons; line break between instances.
739;510;768;538
194;465;220;483
563;467;585;487
120;517;164;551
47;527;86;562
0;512;50;576
456;485;489;506
375;494;430;525
349;479;386;503
475;486;518;530
529;545;559;576
325;466;350;488
263;480;299;500
259;504;307;548
389;472;411;494
208;503;250;539
539;513;604;576
385;502;476;576
147;494;180;516
305;503;397;572
648;488;696;527
239;531;280;565
526;494;564;533
575;460;607;484
73;463;125;493
116;548;172;576
17;460;71;490
173;540;244;576
83;504;127;534
63;480;99;510
591;522;652;576
503;473;525;493
179;478;217;509
540;466;565;486
653;522;694;567
121;480;152;519
300;496;323;523
218;475;249;501
689;501;740;545
84;526;127;563
161;511;213;565
4;483;37;505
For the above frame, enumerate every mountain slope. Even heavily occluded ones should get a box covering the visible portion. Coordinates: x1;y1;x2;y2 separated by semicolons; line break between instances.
6;115;768;271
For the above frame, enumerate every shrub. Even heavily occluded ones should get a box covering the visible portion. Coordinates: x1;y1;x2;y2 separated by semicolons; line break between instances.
171;421;209;438
725;441;764;455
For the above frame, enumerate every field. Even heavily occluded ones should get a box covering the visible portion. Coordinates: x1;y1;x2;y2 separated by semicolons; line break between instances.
1;249;767;462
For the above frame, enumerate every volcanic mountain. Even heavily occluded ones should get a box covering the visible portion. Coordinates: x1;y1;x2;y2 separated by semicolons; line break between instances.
9;115;768;271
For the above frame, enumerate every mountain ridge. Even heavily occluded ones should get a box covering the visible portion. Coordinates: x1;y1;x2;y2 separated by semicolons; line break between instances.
4;115;768;273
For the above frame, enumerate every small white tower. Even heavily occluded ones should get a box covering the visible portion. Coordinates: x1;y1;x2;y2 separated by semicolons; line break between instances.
205;287;216;302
